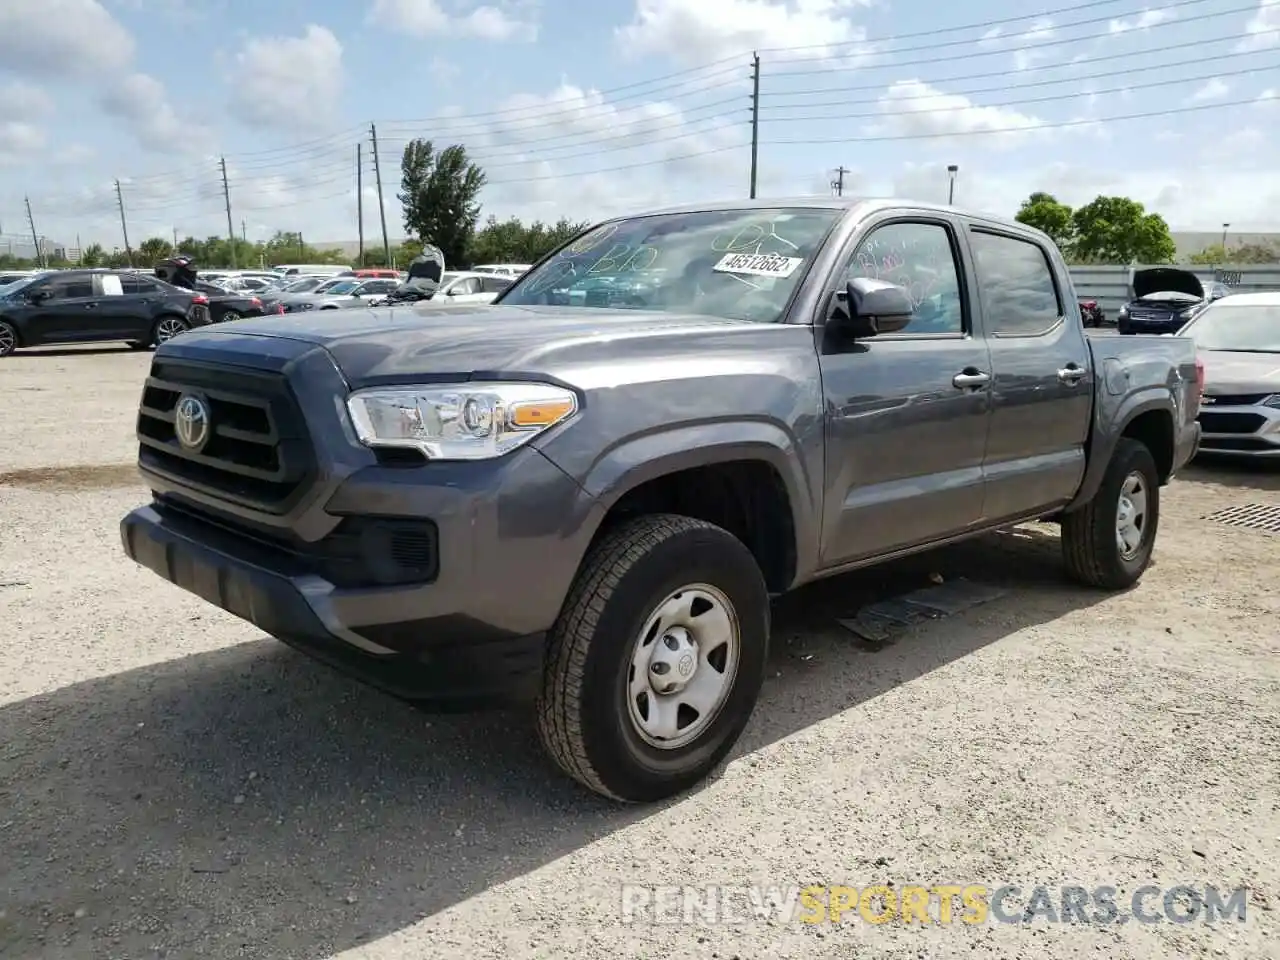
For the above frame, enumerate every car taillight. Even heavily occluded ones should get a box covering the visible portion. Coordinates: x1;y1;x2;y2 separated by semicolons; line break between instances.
250;297;262;307
1082;300;1097;309
1194;354;1205;402
275;303;285;315
191;294;209;305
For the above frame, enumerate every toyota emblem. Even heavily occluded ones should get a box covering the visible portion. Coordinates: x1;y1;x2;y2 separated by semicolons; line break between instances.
174;394;211;451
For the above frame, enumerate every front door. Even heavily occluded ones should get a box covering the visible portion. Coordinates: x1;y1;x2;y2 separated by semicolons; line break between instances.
965;228;1093;521
34;274;98;342
818;217;993;566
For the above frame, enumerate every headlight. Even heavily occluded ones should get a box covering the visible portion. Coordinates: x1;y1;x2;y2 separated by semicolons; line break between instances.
1177;306;1198;319
1262;394;1280;410
346;382;578;461
1118;305;1129;318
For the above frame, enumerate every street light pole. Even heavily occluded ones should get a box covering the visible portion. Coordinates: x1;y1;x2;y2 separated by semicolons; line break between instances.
1221;222;1230;253
947;165;959;205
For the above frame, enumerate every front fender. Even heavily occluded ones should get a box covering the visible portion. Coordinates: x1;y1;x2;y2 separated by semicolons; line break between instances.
546;419;822;587
1065;389;1173;513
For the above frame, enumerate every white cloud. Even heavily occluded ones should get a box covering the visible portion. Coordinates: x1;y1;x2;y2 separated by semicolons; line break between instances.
1012;18;1056;71
616;0;874;67
0;0;134;78
1187;78;1230;103
1108;7;1177;34
1236;0;1279;51
100;73;209;154
229;25;344;130
0;122;47;165
0;82;56;119
368;0;538;42
871;80;1045;148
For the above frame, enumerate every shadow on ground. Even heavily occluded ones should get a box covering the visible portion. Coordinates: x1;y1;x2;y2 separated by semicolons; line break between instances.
1179;457;1280;492
14;346;142;358
0;526;1107;959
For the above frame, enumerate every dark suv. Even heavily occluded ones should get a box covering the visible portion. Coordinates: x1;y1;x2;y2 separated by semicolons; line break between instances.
0;269;211;357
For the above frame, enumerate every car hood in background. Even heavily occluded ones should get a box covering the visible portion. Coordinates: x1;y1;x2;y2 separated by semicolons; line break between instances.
1199;350;1280;395
1132;267;1203;301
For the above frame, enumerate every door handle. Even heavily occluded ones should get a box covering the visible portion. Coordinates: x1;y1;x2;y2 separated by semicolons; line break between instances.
83;303;97;309
1058;365;1086;384
952;370;991;389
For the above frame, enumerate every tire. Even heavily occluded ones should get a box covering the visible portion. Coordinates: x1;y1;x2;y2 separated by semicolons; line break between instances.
221;310;241;323
0;320;17;357
536;514;770;803
126;340;151;351
153;315;189;345
1062;438;1160;590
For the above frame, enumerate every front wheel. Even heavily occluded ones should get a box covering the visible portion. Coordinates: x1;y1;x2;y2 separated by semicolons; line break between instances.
1062;438;1160;590
153;315;189;345
536;514;770;802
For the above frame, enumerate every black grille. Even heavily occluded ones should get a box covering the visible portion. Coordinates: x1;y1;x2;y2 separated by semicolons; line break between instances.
1202;393;1270;407
137;360;315;512
1197;411;1267;435
156;499;438;588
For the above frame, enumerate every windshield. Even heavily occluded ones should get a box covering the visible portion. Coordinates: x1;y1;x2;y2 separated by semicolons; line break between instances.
0;275;42;297
499;207;842;322
324;280;359;295
283;278;318;292
1183;304;1280;352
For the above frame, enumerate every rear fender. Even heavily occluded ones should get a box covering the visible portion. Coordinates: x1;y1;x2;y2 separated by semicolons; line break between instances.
1064;391;1173;513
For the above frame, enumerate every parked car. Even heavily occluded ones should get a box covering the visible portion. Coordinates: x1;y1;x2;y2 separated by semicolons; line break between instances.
119;198;1201;802
270;263;350;280
1117;268;1231;335
192;281;265;324
1078;298;1106;327
367;270;514;307
0;268;210;356
1175;292;1280;458
339;268;400;280
260;276;347;311
273;277;400;313
471;263;531;277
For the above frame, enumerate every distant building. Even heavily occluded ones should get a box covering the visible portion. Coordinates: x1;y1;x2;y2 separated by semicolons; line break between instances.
311;238;410;257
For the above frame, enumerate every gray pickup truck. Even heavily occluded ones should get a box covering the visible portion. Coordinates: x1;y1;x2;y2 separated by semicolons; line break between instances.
120;199;1201;803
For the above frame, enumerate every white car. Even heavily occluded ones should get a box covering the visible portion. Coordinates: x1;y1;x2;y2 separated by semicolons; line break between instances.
471;263;531;278
434;271;515;303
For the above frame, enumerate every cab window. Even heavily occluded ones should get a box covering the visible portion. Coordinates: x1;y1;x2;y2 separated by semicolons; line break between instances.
842;221;965;334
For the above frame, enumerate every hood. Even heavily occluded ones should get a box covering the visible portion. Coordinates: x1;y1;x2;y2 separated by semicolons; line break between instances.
169;303;769;386
1199;350;1280;396
1132;267;1203;301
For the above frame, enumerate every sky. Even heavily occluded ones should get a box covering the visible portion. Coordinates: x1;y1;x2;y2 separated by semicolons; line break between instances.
0;0;1277;253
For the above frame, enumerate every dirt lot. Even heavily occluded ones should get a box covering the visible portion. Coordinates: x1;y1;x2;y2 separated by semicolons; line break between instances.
2;345;1278;960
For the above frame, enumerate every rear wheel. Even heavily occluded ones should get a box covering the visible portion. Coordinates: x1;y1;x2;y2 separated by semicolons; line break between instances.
221;310;241;323
0;320;17;357
153;315;189;344
536;514;770;803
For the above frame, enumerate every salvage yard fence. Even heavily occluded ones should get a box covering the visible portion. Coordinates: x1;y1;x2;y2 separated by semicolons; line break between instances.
1067;265;1280;318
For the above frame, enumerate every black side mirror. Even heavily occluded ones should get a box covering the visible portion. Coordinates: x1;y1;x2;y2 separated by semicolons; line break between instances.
828;278;914;338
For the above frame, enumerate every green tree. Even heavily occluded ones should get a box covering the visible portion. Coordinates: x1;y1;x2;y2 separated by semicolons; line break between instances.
469;215;590;265
1070;196;1176;264
80;243;105;267
1014;192;1075;253
1190;241;1280;265
137;236;174;265
397;138;486;266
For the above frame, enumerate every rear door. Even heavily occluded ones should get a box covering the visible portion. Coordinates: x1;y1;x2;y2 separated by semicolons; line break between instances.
93;274;156;340
817;213;994;565
965;226;1093;521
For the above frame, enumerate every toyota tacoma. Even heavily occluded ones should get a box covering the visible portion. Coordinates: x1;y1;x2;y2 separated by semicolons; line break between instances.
120;199;1202;802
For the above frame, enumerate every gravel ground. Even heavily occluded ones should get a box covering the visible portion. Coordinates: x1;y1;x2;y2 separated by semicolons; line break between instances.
1;345;1278;960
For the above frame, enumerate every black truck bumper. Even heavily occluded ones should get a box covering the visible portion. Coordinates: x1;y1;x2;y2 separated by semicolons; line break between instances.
121;501;549;709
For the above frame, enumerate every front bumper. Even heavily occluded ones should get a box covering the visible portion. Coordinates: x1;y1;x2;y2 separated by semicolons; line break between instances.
1196;403;1280;458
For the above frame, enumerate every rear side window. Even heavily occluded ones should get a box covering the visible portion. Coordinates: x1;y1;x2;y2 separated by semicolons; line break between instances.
480;277;512;293
969;231;1063;336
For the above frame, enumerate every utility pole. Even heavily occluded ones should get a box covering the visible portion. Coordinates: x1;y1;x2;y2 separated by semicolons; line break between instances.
114;179;134;266
356;142;365;266
241;219;247;242
219;157;237;268
830;166;849;197
370;123;391;266
24;196;43;268
173;227;178;250
748;53;760;200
